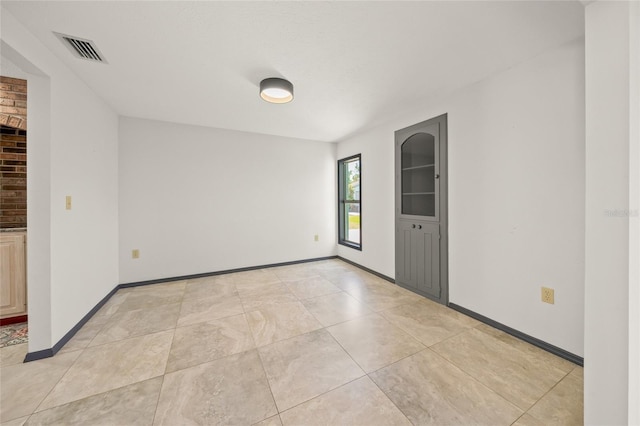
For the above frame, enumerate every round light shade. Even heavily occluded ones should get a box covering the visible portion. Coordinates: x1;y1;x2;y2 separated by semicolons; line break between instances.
260;78;294;104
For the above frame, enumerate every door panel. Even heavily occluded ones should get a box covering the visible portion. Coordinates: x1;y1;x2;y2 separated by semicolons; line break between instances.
419;222;440;298
397;220;415;289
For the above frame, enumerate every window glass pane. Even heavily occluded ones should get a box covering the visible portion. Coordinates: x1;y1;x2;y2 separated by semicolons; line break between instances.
345;159;360;201
345;203;360;244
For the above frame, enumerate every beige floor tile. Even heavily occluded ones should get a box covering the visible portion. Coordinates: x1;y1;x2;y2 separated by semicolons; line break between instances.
358;285;424;311
37;330;173;411
525;367;583;425
272;265;320;282
177;294;244;327
0;351;81;422
252;415;282;426
246;301;322;347
328;271;378;293
280;376;411;426
284;276;342;300
238;282;299;312
166;314;255;373
335;276;423;312
117;281;186;312
183;277;237;301
370;349;522;425
25;377;162;426
90;303;181;346
569;366;583;386
431;327;573;410
258;329;364;412
1;416;28;426
93;291;129;317
475;323;575;373
380;299;479;346
312;261;360;279
301;292;373;327
59;315;112;353
2;260;583;426
231;269;281;286
327;314;425;372
154;350;277;425
0;343;27;367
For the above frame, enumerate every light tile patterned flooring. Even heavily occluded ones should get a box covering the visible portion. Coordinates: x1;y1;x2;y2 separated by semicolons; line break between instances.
0;259;583;425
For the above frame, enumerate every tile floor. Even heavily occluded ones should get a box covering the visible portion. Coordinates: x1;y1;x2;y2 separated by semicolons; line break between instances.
0;259;583;425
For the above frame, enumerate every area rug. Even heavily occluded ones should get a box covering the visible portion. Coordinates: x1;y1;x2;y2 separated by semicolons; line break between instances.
0;322;28;348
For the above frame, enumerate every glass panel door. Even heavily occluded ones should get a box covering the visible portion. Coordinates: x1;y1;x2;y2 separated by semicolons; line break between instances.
401;133;436;217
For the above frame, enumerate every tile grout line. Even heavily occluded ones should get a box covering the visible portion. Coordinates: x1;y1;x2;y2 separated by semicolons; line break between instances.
519;367;575;421
241;276;282;422
425;344;525;416
28;347;86;417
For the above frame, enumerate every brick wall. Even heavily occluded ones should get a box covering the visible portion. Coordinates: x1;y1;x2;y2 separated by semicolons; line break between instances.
0;76;27;229
0;77;27;130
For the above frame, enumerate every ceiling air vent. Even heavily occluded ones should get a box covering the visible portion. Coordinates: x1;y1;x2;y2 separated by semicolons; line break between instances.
54;32;107;63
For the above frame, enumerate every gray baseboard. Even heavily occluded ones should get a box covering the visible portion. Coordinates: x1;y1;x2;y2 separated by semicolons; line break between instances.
337;256;395;283
448;303;584;366
23;256;337;362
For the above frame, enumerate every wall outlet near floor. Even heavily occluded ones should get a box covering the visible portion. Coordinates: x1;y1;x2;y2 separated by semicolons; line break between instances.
132;249;140;259
541;287;555;304
314;234;319;242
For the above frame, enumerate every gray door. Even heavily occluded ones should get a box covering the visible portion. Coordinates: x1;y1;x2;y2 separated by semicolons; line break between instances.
395;114;447;304
397;219;440;298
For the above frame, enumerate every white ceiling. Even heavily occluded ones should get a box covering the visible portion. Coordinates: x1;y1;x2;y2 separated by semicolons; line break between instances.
2;1;584;142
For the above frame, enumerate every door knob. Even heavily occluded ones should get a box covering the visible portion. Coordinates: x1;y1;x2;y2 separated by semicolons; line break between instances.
418;225;422;229
412;224;416;229
435;174;440;179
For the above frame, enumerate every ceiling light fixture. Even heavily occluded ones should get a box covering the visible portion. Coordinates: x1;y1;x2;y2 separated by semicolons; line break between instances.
260;78;294;104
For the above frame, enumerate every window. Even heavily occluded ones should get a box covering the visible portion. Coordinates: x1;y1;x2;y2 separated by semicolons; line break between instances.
338;154;361;250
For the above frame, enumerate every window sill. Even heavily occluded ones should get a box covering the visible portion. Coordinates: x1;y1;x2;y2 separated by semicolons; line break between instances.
338;241;362;251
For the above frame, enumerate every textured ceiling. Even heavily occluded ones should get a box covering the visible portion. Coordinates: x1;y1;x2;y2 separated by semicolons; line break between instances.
2;1;584;142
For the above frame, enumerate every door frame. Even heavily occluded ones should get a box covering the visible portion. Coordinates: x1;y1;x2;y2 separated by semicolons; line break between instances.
394;113;448;305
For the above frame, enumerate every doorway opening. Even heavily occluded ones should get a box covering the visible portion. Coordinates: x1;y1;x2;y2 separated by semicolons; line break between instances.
0;75;28;348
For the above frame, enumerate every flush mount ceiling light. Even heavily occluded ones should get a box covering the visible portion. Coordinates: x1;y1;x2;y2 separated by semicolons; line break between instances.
260;78;294;104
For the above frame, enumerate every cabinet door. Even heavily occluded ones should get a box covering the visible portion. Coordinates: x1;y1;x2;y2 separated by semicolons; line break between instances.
396;220;440;298
0;233;27;318
414;222;440;298
396;220;418;289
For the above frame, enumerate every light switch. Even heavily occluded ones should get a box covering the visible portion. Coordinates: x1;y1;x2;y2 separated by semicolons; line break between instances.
65;196;72;210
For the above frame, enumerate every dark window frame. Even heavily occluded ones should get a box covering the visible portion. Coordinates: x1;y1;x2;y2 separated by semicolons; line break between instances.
338;154;362;251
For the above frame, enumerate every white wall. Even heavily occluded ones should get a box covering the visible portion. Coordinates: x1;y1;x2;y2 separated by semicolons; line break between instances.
629;4;639;424
1;9;119;350
337;39;585;356
119;117;336;283
584;1;639;424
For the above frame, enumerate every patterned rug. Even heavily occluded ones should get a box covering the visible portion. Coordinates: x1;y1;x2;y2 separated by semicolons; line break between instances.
0;322;28;348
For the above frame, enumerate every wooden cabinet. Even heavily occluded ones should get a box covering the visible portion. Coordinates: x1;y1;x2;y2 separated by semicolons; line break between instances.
395;115;448;304
0;232;27;319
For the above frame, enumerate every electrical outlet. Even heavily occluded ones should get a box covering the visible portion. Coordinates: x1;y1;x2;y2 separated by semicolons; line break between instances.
314;234;319;242
132;249;140;259
541;287;555;304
